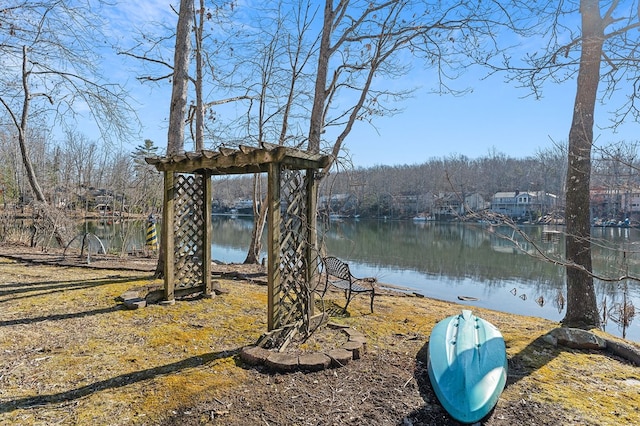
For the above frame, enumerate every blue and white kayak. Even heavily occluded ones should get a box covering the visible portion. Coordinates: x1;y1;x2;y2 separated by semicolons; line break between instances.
427;310;508;424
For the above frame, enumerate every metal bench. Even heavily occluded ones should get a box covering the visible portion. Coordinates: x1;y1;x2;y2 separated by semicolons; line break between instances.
322;256;376;313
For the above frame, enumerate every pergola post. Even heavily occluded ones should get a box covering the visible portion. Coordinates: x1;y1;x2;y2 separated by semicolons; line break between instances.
163;171;175;302
306;168;319;317
267;163;281;331
202;171;213;298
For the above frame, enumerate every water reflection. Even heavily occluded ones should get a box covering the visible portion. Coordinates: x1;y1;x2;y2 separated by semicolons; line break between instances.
77;219;147;254
214;217;640;341
88;216;640;342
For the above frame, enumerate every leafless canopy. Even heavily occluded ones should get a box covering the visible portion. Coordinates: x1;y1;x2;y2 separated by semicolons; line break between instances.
0;0;137;143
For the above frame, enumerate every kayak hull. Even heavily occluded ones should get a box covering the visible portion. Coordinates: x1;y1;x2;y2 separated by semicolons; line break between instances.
427;310;507;424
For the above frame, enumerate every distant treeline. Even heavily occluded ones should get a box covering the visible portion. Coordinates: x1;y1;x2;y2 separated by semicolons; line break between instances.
212;147;568;218
2;128;634;220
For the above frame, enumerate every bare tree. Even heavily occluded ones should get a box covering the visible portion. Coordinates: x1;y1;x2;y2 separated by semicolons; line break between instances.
126;1;538;267
131;139;163;214
63;131;98;192
147;0;195;277
0;1;136;245
0;129;20;205
122;0;253;273
562;0;605;329
121;2;250;152
167;0;194;156
306;0;511;173
494;1;640;329
535;142;568;209
239;1;318;264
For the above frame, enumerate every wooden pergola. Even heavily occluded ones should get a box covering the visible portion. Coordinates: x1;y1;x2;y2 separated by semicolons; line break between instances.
146;143;331;332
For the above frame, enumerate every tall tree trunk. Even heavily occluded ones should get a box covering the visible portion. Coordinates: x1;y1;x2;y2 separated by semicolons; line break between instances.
15;46;70;247
155;0;194;278
307;0;333;154
18;47;47;205
194;0;205;151
562;0;602;329
167;0;193;156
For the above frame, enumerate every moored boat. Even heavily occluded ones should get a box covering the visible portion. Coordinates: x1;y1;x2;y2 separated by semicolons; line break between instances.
427;310;507;424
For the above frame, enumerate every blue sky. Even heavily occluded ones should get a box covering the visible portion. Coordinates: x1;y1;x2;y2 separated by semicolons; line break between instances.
90;1;638;168
126;66;637;168
339;72;578;167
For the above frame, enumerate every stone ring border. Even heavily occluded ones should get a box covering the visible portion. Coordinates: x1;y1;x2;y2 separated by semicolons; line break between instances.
239;326;367;373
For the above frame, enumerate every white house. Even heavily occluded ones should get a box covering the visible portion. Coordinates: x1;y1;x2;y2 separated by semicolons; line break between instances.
490;191;557;219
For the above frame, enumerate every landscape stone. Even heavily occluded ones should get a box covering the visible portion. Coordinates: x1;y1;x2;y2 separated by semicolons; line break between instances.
326;348;352;367
118;290;140;302
343;328;364;338
240;346;271;366
265;352;299;372
605;339;640;366
348;334;367;345
327;322;350;329
341;340;365;359
123;297;146;310
298;352;331;371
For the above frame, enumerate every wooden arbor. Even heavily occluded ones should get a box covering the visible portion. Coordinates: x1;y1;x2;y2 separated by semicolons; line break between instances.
146;143;330;332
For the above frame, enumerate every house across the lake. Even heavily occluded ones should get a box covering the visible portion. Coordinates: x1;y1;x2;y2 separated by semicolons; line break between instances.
431;192;488;220
490;191;558;220
590;186;640;224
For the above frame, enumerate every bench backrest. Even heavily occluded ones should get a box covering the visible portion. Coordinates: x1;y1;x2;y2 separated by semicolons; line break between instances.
324;256;351;282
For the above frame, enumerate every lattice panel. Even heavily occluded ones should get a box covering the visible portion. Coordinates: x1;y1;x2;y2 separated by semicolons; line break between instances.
174;174;205;291
275;168;310;329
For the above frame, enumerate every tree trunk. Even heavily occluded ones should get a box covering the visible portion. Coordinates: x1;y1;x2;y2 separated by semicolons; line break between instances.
155;0;194;278
194;0;205;151
167;0;193;156
562;0;602;330
18;47;48;205
244;195;268;264
17;46;69;247
307;0;333;154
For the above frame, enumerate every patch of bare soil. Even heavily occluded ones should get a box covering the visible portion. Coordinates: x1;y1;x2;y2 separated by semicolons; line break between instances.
159;347;589;426
0;243;268;281
0;243;158;271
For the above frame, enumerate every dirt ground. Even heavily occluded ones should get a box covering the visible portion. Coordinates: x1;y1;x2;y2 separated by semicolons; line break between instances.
159;348;585;426
1;244;639;426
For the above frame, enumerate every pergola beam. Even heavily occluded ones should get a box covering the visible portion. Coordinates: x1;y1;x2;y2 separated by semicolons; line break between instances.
146;145;330;174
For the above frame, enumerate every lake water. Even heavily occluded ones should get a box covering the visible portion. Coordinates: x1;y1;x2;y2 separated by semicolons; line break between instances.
209;216;640;343
85;216;640;342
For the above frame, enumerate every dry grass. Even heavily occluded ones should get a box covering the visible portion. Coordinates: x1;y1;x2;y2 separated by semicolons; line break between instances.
0;256;639;425
0;258;259;425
